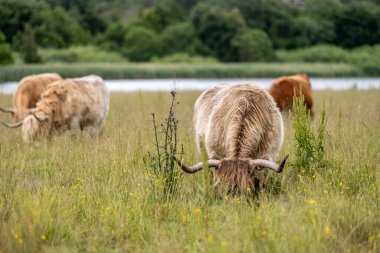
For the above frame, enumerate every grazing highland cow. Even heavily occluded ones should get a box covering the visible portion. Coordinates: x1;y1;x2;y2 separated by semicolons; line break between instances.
269;74;314;117
0;73;63;121
0;75;109;143
174;84;288;194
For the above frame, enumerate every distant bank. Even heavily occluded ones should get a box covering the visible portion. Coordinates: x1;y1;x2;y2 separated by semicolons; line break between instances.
0;62;372;83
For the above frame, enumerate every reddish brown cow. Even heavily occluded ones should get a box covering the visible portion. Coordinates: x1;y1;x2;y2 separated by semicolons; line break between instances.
0;73;63;121
269;74;314;117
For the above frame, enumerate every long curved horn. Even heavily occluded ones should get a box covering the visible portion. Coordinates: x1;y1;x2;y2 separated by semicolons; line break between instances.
172;156;220;174
0;107;15;114
0;119;23;128
250;155;289;173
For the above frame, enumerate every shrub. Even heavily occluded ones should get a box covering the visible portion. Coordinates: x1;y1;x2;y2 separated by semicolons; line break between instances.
293;94;327;172
349;45;380;76
123;26;162;62
276;44;349;63
39;46;125;63
144;92;183;200
232;28;274;62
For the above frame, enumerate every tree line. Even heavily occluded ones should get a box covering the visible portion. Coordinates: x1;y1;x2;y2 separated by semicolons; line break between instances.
0;0;379;64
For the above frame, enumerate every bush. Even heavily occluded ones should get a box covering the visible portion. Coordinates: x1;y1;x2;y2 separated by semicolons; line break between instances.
123;26;162;62
276;44;349;63
232;29;274;62
349;45;380;75
39;46;125;63
293;95;327;172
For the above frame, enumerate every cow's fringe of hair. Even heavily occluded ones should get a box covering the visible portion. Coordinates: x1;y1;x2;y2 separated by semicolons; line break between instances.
213;160;257;195
21;116;48;143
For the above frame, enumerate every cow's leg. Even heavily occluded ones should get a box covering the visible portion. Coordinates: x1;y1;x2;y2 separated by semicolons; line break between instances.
68;117;81;136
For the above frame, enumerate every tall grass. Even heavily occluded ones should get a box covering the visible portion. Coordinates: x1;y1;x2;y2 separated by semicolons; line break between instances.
0;89;378;252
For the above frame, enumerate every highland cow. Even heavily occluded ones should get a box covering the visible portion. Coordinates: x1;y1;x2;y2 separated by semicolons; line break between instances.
0;75;109;143
174;84;288;194
269;74;314;117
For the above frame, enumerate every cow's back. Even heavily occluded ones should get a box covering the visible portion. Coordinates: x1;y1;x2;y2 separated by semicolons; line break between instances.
194;84;229;153
69;75;109;118
269;74;313;112
13;73;62;120
196;84;283;161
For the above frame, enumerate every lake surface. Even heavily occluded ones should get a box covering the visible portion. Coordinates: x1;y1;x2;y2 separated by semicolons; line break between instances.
0;78;379;94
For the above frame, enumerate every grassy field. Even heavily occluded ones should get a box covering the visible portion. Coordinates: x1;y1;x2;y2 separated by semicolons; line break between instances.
0;89;379;252
0;62;364;82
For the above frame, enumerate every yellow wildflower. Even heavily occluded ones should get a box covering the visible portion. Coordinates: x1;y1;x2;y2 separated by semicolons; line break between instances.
324;226;331;235
307;199;317;206
40;234;47;241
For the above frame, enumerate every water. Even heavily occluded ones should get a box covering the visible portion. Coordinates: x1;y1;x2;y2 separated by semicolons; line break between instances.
0;78;379;94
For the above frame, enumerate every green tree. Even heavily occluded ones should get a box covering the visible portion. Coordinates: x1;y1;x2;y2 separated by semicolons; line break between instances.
123;26;162;62
335;2;380;48
32;7;90;48
191;3;246;61
232;28;274;62
0;0;46;43
20;24;41;63
138;0;186;32
99;21;128;51
0;32;14;65
161;22;201;55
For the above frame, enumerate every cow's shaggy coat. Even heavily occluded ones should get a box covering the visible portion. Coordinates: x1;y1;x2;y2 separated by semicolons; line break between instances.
0;73;63;121
1;75;109;143
176;84;287;194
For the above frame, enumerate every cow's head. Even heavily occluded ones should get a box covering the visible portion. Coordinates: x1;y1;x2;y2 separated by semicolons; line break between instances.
173;155;288;194
0;112;50;143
